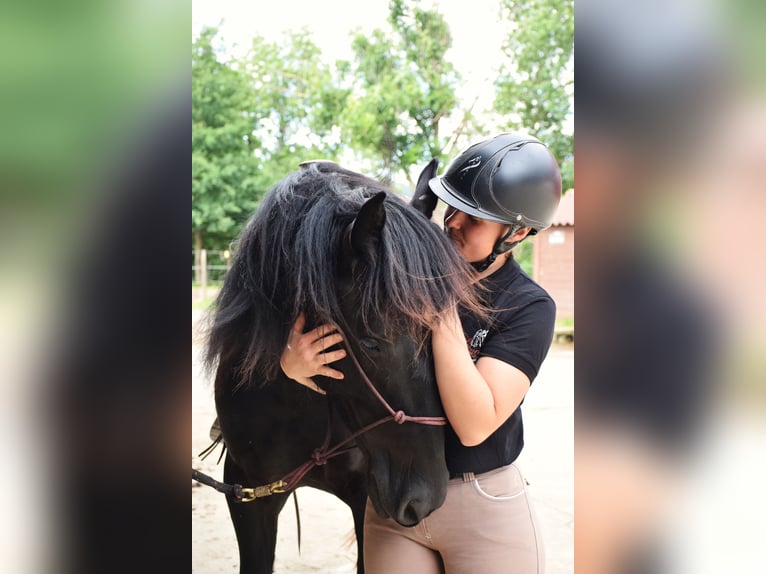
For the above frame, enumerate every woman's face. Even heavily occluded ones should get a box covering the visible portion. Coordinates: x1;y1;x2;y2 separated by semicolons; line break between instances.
443;206;509;264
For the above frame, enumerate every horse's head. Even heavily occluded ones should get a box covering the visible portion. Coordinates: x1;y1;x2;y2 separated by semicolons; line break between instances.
324;191;448;526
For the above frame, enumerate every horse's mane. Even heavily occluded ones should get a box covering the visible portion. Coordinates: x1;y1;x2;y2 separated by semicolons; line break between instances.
204;163;485;388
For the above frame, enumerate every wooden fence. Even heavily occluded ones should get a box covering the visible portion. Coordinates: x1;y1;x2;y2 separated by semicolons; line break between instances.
192;249;230;301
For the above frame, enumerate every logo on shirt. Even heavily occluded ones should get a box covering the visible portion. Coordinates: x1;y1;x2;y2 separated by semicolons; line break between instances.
467;328;488;362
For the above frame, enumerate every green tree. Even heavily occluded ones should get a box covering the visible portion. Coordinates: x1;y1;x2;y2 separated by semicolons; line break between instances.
495;0;574;191
342;0;460;185
242;31;350;188
192;27;261;259
514;237;534;276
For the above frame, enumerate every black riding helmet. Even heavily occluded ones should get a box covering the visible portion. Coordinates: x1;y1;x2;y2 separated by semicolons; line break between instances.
428;132;562;271
429;132;562;232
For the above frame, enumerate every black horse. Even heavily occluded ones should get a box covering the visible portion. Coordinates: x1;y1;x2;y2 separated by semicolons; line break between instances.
204;161;482;573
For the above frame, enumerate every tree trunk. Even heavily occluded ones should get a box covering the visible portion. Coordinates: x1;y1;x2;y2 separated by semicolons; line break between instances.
404;169;415;189
194;230;203;284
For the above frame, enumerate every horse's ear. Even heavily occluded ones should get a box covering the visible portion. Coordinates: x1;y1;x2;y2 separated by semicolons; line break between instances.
409;158;439;219
350;192;387;262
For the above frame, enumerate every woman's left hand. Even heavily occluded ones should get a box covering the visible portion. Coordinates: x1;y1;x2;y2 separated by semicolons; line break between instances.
280;313;346;394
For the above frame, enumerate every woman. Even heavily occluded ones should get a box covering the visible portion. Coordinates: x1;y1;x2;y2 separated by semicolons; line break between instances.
281;133;562;573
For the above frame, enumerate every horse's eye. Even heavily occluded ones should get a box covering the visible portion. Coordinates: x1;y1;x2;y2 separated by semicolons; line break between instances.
359;337;381;351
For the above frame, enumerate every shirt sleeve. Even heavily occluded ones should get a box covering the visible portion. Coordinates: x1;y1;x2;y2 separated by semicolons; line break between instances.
478;295;556;384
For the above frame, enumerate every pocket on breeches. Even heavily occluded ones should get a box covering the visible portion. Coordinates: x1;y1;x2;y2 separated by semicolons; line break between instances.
471;463;528;502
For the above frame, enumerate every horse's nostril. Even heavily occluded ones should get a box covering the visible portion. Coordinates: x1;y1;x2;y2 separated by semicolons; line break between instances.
396;498;429;527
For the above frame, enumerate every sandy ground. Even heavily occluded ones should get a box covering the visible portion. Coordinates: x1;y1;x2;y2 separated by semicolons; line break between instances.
192;310;574;573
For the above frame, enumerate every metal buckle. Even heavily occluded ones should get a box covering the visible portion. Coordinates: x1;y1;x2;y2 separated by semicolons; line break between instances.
238;480;288;502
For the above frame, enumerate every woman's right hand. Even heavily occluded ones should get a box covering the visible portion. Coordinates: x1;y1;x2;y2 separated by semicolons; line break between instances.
280;313;346;395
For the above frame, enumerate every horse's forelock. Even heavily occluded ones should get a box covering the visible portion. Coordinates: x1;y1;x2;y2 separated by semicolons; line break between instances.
355;197;484;343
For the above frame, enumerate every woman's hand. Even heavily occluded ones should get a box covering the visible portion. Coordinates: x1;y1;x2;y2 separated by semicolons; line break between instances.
280;313;346;395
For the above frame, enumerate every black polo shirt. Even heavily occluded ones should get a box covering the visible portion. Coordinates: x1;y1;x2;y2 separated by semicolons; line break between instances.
445;257;556;475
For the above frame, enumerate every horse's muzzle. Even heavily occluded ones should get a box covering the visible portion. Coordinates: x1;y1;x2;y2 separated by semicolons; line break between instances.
368;469;448;527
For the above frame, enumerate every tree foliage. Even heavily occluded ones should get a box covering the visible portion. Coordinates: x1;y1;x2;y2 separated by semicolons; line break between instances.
192;27;260;250
495;0;574;191
242;30;349;186
192;2;575;252
192;28;349;250
341;0;460;185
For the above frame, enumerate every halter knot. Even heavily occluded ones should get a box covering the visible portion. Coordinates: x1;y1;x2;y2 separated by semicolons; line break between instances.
393;410;407;424
311;448;328;465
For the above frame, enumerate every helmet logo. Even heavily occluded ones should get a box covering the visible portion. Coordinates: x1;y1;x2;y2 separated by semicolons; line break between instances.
458;155;482;175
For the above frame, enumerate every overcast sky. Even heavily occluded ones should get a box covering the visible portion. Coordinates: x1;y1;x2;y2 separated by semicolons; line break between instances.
192;0;510;128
